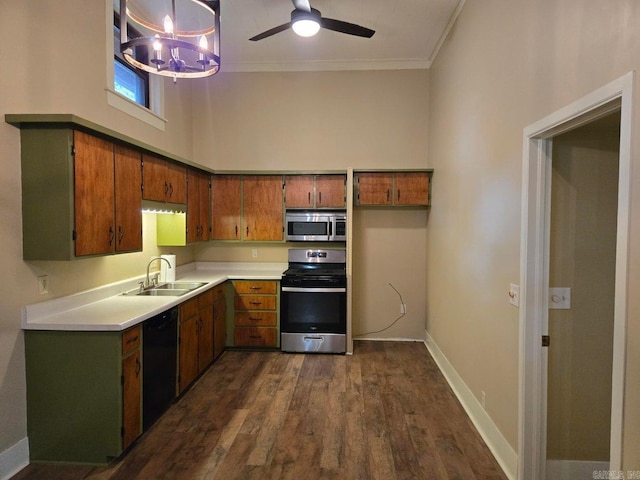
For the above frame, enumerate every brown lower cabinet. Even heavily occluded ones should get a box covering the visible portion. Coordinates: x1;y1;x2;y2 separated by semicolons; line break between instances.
121;325;142;450
232;280;279;347
179;288;215;393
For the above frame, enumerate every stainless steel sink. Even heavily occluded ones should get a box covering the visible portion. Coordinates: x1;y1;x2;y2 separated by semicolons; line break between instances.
122;281;207;297
135;289;191;296
154;282;206;290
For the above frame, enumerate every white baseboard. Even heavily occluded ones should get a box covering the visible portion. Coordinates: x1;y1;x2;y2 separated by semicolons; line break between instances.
424;331;518;480
0;438;29;480
353;337;424;342
546;459;610;480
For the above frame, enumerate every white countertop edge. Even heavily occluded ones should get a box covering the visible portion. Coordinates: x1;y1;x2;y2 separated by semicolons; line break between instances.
22;261;287;331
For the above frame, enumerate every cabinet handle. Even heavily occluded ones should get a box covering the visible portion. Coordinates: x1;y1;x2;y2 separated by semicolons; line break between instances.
118;226;124;245
249;317;261;321
319;192;322;204
235;225;238;237
127;335;139;344
169;183;174;197
386;189;390;202
397;189;401;202
249;335;262;339
108;226;115;246
308;192;311;204
135;357;141;377
164;181;169;197
249;286;262;290
249;301;262;306
246;226;249;237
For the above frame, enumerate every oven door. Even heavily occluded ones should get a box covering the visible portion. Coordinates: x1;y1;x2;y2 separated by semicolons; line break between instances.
280;286;346;334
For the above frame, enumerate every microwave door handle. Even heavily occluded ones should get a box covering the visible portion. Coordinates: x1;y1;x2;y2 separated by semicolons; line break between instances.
329;221;332;238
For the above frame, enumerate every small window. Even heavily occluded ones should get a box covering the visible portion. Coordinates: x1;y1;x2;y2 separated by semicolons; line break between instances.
113;16;149;108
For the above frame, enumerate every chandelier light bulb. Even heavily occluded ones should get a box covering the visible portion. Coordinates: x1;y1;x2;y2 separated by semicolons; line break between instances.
163;15;174;35
199;35;208;50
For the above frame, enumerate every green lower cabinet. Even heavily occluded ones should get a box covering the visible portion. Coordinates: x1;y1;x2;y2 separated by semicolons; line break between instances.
25;329;141;464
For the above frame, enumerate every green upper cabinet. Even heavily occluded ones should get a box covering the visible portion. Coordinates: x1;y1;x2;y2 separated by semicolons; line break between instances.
20;128;142;260
354;170;433;207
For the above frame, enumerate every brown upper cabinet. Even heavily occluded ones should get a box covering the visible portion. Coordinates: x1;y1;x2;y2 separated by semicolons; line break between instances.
142;154;187;204
211;175;284;242
243;175;284;241
284;174;346;209
20;128;142;260
187;169;211;243
355;171;432;207
211;175;242;240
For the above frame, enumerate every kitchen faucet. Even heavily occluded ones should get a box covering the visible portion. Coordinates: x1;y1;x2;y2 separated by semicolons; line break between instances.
145;257;172;288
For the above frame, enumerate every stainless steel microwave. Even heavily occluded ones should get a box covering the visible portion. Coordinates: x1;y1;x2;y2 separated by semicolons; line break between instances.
285;210;347;242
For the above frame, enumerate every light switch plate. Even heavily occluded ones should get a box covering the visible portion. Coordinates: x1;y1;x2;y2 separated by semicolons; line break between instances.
549;287;571;309
509;283;519;307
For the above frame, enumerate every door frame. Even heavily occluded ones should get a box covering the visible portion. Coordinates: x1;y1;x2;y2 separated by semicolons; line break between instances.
517;72;633;480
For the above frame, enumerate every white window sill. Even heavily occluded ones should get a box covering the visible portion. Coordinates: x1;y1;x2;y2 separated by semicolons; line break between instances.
106;89;167;131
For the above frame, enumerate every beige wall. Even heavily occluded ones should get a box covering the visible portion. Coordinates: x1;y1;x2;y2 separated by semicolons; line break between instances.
547;115;619;461
427;0;640;468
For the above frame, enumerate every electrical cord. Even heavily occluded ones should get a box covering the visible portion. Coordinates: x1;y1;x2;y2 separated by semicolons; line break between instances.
354;283;406;337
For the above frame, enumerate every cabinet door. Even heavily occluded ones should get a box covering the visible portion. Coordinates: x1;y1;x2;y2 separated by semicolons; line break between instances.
394;172;430;205
178;314;199;393
142;154;167;201
165;161;187;203
74;131;115;256
356;172;393;206
284;175;314;208
213;296;226;360
114;145;142;252
198;173;211;241
198;305;214;370
122;349;141;450
243;175;283;241
211;175;242;240
316;175;346;208
187;169;209;243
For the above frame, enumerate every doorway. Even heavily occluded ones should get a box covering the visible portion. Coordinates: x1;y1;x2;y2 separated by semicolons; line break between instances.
546;112;620;479
518;73;632;480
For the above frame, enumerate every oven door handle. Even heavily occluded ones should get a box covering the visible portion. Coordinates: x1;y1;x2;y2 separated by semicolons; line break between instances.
282;286;346;293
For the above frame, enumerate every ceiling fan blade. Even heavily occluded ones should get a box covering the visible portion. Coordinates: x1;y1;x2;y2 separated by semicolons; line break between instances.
292;0;311;12
249;22;292;41
321;17;375;38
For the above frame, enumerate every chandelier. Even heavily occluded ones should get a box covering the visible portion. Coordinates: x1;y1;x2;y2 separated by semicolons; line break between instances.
119;0;220;79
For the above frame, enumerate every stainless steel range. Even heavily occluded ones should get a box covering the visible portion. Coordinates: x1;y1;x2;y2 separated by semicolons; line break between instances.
280;249;347;354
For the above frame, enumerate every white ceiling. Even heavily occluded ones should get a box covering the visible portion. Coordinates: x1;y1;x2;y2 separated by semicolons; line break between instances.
219;0;465;72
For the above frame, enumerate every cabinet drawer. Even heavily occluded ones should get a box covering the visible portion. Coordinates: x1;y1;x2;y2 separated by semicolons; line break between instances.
197;289;215;309
234;311;277;327
180;297;198;320
233;281;277;295
122;325;141;355
234;327;277;347
234;295;277;311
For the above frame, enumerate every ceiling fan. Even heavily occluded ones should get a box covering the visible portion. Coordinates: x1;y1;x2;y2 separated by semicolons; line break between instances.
249;0;375;41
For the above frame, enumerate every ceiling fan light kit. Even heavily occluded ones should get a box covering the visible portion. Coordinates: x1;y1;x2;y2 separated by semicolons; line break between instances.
250;0;375;42
291;9;321;37
120;0;221;79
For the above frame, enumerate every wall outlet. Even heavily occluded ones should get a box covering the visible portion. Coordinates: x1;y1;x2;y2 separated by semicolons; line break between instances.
251;248;258;258
38;275;49;295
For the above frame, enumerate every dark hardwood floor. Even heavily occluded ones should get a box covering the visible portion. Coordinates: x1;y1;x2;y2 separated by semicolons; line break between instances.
13;341;508;480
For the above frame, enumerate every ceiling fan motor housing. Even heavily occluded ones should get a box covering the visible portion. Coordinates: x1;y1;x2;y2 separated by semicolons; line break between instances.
291;7;321;24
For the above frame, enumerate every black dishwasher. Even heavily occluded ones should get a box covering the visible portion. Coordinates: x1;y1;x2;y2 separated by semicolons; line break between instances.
142;307;178;431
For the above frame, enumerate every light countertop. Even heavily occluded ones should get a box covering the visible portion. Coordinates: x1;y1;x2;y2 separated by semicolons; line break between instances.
22;262;287;332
